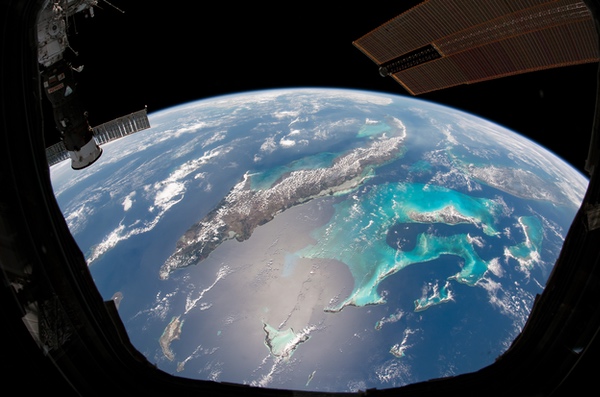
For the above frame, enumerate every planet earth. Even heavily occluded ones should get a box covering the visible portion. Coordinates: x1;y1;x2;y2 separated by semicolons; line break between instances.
50;88;587;392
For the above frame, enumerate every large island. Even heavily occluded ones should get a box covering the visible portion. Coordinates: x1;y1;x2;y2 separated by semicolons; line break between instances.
159;117;407;279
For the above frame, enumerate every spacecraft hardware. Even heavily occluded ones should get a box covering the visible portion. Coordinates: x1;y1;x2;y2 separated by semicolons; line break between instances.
37;0;149;169
354;0;600;96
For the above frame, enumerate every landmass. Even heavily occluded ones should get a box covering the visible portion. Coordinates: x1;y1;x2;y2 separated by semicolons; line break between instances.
159;316;184;361
389;343;407;358
306;370;316;387
388;328;416;358
414;280;454;312
407;204;497;235
505;215;543;272
159;118;406;279
467;164;565;204
262;322;312;361
110;291;123;309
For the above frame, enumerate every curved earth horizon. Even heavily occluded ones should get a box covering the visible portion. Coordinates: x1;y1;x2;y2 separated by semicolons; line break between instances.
50;88;587;392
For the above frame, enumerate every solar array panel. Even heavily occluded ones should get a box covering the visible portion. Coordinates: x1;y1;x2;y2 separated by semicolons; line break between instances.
354;0;600;95
93;108;151;145
46;108;151;167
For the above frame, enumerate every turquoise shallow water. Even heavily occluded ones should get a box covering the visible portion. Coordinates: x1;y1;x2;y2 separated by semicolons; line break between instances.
262;322;310;360
250;152;339;190
506;215;544;271
49;88;585;392
295;182;543;312
357;121;393;138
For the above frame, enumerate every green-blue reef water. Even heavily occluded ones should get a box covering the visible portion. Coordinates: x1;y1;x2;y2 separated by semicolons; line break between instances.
295;182;532;312
414;280;453;312
49;88;588;392
250;152;339;191
506;216;544;271
262;322;310;360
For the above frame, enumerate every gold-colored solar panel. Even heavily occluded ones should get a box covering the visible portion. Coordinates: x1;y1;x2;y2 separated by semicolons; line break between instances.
354;0;600;95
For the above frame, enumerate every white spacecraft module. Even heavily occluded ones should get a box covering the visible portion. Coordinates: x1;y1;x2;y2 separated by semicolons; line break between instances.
37;0;146;170
46;108;151;167
41;58;103;169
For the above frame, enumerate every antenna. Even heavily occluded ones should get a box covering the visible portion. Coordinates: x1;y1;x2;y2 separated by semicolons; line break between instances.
100;0;125;14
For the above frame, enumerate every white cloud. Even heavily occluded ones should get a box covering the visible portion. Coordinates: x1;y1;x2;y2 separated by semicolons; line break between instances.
487;257;504;277
64;203;93;235
86;147;228;265
184;265;233;314
131;290;178;322
173;121;210;137
260;135;278;153
122;191;136;211
279;138;296;148
374;359;413;386
273;110;301;119
154;182;185;210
